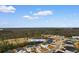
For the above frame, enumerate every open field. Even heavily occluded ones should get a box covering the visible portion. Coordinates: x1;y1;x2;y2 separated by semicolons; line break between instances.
0;38;28;52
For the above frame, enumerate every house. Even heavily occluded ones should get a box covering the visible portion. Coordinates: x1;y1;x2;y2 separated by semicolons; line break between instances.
28;39;46;42
72;36;79;39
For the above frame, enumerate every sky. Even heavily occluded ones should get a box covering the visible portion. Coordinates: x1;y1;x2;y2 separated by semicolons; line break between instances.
0;5;79;28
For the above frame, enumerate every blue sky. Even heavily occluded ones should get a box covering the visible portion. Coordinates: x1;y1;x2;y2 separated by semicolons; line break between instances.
0;5;79;28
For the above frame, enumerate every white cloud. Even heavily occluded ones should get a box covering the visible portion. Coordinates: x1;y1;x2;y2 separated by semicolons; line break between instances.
0;5;16;13
33;10;53;16
23;15;38;20
23;10;53;20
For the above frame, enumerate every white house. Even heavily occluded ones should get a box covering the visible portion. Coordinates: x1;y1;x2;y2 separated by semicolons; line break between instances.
72;36;79;39
28;39;46;42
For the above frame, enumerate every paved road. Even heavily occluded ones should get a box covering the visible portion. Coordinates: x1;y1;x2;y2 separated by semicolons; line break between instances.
54;38;64;52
